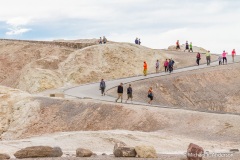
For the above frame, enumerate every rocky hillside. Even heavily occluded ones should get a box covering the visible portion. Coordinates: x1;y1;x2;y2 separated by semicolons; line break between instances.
1;85;240;142
0;39;207;93
108;63;240;114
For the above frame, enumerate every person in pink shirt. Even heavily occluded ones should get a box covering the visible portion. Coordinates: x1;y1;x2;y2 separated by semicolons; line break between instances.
164;59;169;72
222;50;227;65
232;49;236;62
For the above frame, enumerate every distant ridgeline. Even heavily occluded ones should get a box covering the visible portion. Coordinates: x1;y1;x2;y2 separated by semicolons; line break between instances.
0;39;97;49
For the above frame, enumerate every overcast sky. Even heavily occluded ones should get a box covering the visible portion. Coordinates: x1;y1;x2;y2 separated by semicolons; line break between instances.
0;0;239;53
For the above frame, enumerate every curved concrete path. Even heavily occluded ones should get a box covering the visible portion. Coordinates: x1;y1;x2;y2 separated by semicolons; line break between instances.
64;53;240;114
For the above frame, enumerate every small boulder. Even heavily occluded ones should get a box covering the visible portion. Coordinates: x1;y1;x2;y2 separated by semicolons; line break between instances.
114;147;136;157
0;153;10;159
14;146;63;159
135;145;158;158
76;148;93;157
113;141;127;152
187;143;204;160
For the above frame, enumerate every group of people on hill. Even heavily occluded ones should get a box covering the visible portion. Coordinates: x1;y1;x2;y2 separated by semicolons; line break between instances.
135;38;141;45
196;49;237;66
144;59;175;76
99;36;107;44
176;40;193;52
217;49;236;65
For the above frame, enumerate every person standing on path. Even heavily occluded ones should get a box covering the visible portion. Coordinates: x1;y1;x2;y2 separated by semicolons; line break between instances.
103;36;107;44
116;83;123;103
176;40;180;50
218;55;222;65
189;42;193;52
143;61;148;76
196;52;201;66
232;49;236;62
184;41;189;52
99;37;102;44
156;60;160;73
147;87;153;104
206;50;211;65
100;79;106;96
222;50;227;65
135;38;139;44
139;39;141;45
164;59;169;72
125;84;133;103
168;59;175;73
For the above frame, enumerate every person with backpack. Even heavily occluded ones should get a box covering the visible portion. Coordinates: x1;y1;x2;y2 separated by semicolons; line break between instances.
232;49;236;62
125;84;133;103
189;42;193;52
143;61;148;76
115;83;123;103
103;36;107;44
147;87;153;104
156;60;160;73
164;59;169;72
184;41;189;52
99;79;106;96
222;50;227;65
196;52;201;66
206;50;211;65
176;40;180;50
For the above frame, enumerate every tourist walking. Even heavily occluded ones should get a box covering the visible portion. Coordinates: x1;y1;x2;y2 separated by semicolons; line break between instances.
196;52;201;65
184;41;189;52
99;79;106;96
168;59;175;73
147;87;153;104
176;40;180;50
125;84;133;103
218;55;222;65
116;83;123;103
164;59;169;72
143;61;148;76
222;50;227;65
206;51;211;65
138;39;141;45
156;60;160;73
103;36;107;44
189;42;193;52
232;49;236;62
99;37;102;44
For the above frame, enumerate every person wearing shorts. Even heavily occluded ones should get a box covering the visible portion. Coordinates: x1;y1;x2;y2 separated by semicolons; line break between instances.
116;83;123;103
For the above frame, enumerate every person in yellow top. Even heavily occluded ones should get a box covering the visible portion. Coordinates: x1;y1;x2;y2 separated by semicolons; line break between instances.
143;61;148;76
206;50;211;65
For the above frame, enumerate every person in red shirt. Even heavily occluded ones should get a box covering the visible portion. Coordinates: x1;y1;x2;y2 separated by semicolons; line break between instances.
232;49;236;62
176;40;180;50
143;61;148;76
164;59;169;72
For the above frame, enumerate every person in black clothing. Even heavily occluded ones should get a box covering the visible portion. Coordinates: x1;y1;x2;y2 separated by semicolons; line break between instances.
125;84;133;103
99;79;106;96
196;52;201;66
168;58;175;73
116;83;123;103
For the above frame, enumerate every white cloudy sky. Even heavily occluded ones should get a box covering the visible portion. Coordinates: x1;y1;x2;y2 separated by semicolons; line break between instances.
0;0;239;53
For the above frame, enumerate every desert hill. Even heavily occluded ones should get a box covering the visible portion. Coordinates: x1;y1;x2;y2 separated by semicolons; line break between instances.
0;39;211;93
108;63;240;114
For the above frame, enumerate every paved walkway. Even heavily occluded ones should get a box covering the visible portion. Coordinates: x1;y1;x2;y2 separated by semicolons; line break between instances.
64;54;239;114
